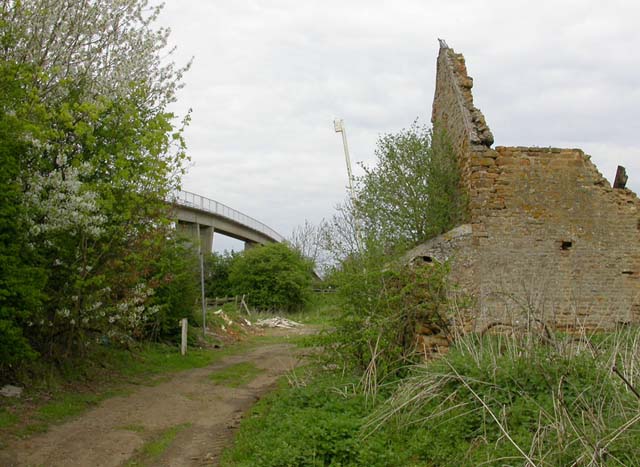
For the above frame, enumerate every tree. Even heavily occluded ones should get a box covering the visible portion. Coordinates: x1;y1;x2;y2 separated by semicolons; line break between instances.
0;61;46;369
0;0;188;109
355;121;466;250
147;236;199;341
0;0;191;365
318;199;361;268
288;219;323;265
204;251;236;299
228;243;313;313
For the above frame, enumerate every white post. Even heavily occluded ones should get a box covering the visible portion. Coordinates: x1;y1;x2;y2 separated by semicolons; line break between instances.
180;318;188;356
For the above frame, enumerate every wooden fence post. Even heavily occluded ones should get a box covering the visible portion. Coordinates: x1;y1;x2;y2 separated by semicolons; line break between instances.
240;294;251;316
180;318;188;356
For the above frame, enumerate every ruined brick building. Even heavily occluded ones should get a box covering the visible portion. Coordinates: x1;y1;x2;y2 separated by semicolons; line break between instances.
407;41;640;331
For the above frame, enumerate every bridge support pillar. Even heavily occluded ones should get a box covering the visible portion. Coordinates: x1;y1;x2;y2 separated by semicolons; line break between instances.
244;240;258;250
199;224;214;254
177;221;214;254
177;221;198;242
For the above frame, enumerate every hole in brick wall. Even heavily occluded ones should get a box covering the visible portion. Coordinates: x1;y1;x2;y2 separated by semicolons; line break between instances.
561;241;573;250
622;270;635;275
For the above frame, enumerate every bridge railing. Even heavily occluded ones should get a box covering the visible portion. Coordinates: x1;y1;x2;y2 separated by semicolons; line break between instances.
171;190;284;242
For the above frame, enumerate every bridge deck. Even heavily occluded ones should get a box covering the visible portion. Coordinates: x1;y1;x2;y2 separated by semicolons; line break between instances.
172;190;283;245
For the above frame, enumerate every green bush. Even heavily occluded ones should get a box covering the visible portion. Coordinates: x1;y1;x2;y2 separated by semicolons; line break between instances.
148;236;199;341
0;1;189;369
0;62;47;373
326;247;451;378
204;251;236;298
0;319;38;368
228;243;313;313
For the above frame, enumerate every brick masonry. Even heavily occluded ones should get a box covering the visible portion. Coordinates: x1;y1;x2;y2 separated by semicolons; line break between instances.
408;42;640;331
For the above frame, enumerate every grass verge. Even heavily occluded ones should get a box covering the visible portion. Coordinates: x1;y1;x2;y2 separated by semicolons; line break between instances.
219;367;425;467
222;327;640;467
0;408;18;429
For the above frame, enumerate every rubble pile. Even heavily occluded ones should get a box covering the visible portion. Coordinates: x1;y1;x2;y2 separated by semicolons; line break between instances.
255;317;303;329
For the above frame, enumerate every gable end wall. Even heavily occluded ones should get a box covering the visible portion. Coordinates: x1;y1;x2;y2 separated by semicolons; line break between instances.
428;43;640;330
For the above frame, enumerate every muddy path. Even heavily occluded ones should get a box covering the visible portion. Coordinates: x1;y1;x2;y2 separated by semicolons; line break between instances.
0;335;308;466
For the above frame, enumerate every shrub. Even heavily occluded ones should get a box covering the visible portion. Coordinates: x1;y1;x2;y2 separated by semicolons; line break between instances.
228;243;313;313
0;0;189;364
148;236;199;341
204;251;236;298
368;328;640;466
326;247;451;379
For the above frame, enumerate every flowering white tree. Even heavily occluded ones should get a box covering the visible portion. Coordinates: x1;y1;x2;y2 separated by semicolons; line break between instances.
0;0;189;107
0;0;193;360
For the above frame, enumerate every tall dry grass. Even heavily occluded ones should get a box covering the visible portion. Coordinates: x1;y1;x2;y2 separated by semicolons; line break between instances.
364;320;640;466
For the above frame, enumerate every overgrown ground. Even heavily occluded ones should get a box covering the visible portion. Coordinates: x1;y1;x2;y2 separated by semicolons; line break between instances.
221;324;640;467
216;250;640;466
5;291;639;467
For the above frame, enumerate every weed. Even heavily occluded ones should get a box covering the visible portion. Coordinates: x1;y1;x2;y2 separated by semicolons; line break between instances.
15;422;48;437
125;423;191;466
367;328;640;466
36;393;102;422
119;423;146;433
326;252;451;381
220;369;422;467
0;408;17;429
209;362;263;388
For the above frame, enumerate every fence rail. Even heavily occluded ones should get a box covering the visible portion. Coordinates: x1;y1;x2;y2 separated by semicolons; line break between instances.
171;190;284;242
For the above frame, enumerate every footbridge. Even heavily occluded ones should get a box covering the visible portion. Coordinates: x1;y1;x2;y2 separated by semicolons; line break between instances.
171;190;283;252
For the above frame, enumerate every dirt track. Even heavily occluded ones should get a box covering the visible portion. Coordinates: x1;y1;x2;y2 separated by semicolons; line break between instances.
0;338;305;466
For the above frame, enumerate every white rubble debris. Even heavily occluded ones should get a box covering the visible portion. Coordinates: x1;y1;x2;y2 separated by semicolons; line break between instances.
0;385;22;398
255;317;303;329
213;309;234;326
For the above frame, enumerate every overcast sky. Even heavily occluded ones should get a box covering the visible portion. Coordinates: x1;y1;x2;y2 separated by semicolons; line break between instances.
158;0;640;252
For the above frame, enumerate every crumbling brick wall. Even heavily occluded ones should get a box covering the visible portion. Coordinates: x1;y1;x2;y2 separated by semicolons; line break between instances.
419;41;640;331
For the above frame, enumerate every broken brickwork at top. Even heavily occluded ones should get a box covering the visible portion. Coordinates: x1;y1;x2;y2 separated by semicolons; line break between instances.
415;41;640;331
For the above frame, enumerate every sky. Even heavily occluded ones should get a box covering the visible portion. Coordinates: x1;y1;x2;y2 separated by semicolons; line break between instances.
157;0;640;252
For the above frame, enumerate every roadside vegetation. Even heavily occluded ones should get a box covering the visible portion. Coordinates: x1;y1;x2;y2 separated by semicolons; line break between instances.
0;0;310;395
222;324;640;467
0;0;195;379
221;122;640;466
